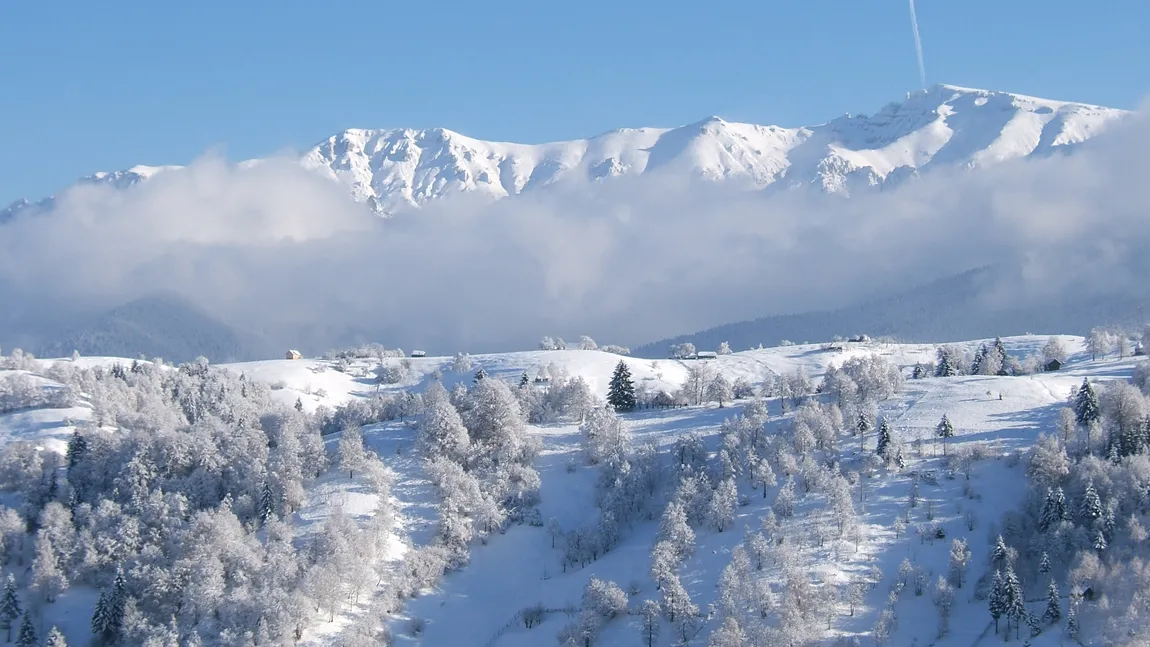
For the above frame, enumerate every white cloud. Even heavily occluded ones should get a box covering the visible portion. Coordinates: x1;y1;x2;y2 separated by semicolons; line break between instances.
2;105;1149;355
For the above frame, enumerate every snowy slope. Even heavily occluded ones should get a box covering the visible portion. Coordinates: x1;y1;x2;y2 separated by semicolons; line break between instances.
5;335;1137;646
3;85;1126;218
214;335;1142;647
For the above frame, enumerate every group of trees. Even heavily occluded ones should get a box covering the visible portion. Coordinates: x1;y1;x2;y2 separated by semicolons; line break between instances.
538;336;630;355
419;378;542;567
0;350;412;646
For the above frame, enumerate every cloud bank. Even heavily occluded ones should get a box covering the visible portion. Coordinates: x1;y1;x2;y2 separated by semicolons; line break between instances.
2;106;1149;357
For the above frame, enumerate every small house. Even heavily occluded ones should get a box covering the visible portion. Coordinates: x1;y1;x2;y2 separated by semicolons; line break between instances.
411;350;427;358
697;351;718;360
285;349;302;360
849;334;870;343
1044;358;1062;372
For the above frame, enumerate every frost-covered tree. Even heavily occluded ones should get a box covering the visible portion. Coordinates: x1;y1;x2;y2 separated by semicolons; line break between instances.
717;341;733;355
936;414;954;455
935;346;958;377
1080;480;1103;524
932;576;954;638
580;406;630;465
1028;435;1070;489
607;361;636;412
15;612;35;647
31;534;67;603
639;599;660;647
452;352;473;372
579;336;598;351
707;617;746;647
0;575;19;641
1043;336;1069;364
658;501;695;558
989;570;1005;634
707;374;733;408
1042;579;1061;624
948;538;970;588
707;477;737;532
418;388;471;463
876;419;893;461
1087;327;1113;360
773;476;797;518
750;455;776;498
338;424;368;479
43;627;67;647
1075;379;1101;426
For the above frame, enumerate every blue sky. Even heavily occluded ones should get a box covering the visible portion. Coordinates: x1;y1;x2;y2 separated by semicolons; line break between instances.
2;0;1147;204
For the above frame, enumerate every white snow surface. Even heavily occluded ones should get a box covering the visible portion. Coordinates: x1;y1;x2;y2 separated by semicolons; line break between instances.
4;85;1127;218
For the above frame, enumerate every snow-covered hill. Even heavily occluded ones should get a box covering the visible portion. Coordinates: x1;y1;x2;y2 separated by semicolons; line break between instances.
5;334;1148;645
3;85;1126;218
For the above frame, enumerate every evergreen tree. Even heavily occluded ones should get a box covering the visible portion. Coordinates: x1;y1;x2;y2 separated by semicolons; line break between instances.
993;337;1009;375
606;361;636;412
15;612;35;647
106;565;127;638
1074;379;1101;426
992;534;1009;569
259;479;275;525
1067;605;1079;638
519;371;530;388
44;627;68;647
1042;580;1061;623
65;430;88;469
989;570;1005;634
294;397;303;412
857;412;871;453
936;414;955;455
1038;551;1051;575
1039;488;1069;531
1053;487;1068;522
1093;529;1107;552
971;344;987;375
1003;564;1026;639
473;367;487;383
91;592;111;639
876;419;893;460
1080;481;1103;523
0;575;20;642
935;347;957;377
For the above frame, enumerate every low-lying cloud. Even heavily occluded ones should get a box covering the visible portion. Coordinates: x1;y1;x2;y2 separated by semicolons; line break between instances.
2;105;1150;357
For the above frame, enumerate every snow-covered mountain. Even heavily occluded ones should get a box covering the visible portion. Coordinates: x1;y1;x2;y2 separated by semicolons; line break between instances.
2;84;1126;218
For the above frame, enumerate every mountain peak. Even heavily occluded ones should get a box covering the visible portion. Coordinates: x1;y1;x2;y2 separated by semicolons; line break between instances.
4;86;1128;218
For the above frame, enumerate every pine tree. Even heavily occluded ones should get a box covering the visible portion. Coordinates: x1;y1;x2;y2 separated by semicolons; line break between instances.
65;430;88;469
935;347;957;377
606;361;636;412
936;414;954;455
971;344;987;375
0;575;20;642
519;371;529;388
876;419;893;460
15;612;35;647
473;367;487;383
989;570;1005;634
1042;580;1060;623
91;592;111;638
259;480;275;525
1038;551;1051;575
1053;487;1068;522
44;627;68;647
1075;379;1100;426
294;397;303;412
857;412;871;453
106;565;128;638
1066;604;1079;637
992;534;1009;569
1080;480;1103;523
993;337;1009;375
1003;564;1026;639
1093;529;1107;552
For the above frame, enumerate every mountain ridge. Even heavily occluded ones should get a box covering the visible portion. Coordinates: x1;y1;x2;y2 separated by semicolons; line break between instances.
2;84;1128;219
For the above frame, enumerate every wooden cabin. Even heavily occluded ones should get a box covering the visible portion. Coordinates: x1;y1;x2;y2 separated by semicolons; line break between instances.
285;349;302;360
411;350;427;358
1044;359;1062;372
